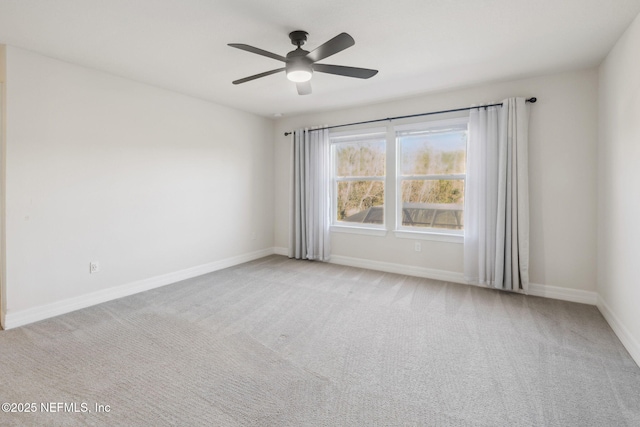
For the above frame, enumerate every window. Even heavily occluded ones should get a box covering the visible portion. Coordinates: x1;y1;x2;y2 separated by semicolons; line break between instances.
330;129;386;229
396;118;468;234
328;118;467;240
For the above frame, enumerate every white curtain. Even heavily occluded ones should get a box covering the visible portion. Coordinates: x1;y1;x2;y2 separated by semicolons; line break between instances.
289;127;331;261
464;98;530;292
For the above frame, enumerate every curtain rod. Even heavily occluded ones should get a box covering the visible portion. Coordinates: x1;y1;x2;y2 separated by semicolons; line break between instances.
283;97;537;136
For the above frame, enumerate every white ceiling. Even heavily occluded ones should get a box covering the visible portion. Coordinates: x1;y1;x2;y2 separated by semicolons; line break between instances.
1;0;639;118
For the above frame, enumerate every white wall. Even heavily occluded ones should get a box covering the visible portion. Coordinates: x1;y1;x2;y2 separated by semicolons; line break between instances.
2;46;274;324
274;69;599;294
597;13;640;364
0;45;6;322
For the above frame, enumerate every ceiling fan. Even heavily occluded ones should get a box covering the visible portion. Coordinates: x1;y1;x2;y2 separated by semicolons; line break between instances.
228;31;378;95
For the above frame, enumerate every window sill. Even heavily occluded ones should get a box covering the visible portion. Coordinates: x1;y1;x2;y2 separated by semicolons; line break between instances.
393;230;463;244
331;225;387;237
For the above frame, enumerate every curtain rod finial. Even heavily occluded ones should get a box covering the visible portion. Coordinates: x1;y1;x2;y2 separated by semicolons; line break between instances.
528;97;537;103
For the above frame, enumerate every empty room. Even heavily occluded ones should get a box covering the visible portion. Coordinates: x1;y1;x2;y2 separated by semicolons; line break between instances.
1;0;639;425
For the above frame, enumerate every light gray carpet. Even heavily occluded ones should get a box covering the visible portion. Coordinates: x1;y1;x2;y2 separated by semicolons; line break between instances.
1;255;639;426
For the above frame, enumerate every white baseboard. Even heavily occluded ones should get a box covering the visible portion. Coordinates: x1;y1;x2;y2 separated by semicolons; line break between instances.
528;283;598;305
322;253;598;306
596;296;640;367
328;254;467;284
3;248;275;330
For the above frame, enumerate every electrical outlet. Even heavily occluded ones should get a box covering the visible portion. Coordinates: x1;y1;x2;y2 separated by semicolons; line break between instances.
90;262;100;274
414;242;422;252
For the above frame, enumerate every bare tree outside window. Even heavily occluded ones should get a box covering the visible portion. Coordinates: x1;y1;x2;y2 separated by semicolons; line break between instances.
334;140;385;222
398;123;467;231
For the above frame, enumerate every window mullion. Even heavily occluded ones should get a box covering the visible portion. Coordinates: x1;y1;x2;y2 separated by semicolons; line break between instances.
401;174;465;180
335;176;384;182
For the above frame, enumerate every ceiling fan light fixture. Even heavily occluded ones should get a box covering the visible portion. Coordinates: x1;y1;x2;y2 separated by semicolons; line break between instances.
286;69;312;82
286;61;313;82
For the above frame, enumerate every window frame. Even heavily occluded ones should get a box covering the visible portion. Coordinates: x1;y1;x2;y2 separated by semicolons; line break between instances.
329;127;387;233
394;117;469;237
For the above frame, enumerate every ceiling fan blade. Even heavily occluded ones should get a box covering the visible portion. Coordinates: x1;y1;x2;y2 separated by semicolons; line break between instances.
228;44;287;62
306;33;355;62
232;68;285;85
296;81;312;95
313;64;378;79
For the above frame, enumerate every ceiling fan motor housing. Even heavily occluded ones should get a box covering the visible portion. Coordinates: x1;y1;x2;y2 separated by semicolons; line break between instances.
289;30;308;46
